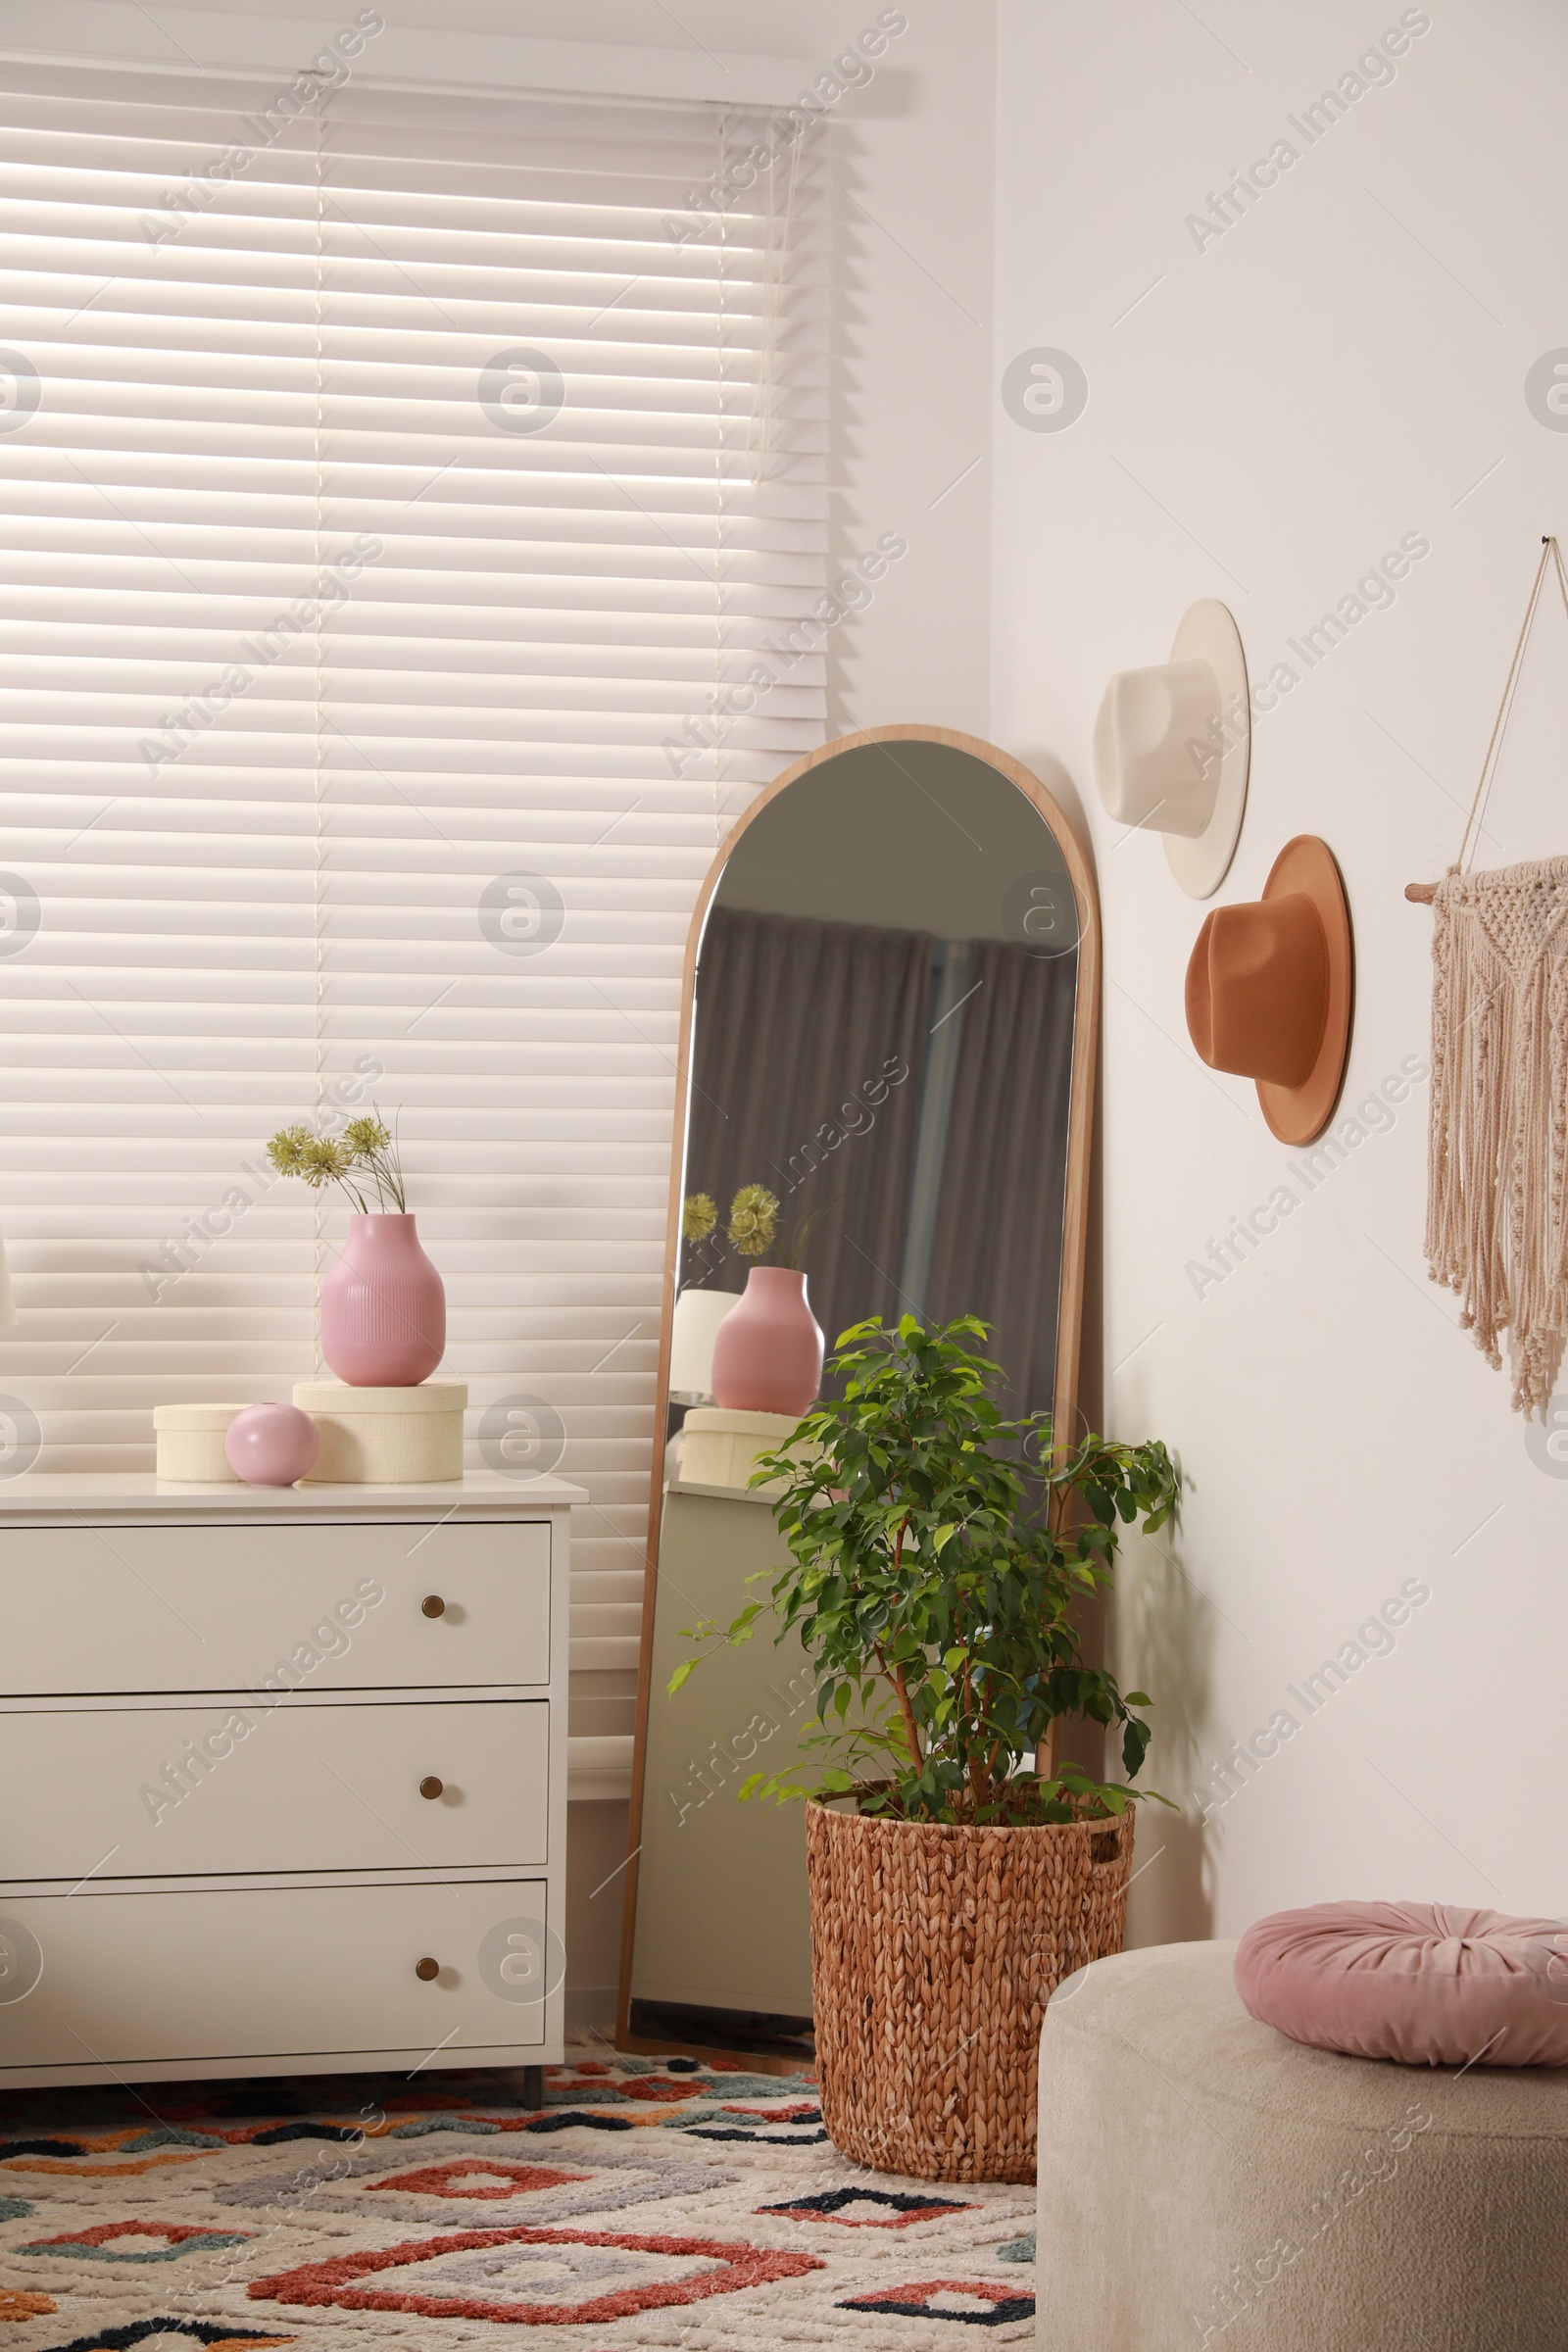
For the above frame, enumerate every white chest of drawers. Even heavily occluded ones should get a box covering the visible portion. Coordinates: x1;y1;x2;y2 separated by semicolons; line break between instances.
0;1471;582;2091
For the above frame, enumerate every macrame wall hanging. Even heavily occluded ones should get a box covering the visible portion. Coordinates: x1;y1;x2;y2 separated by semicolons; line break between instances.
1407;536;1568;1417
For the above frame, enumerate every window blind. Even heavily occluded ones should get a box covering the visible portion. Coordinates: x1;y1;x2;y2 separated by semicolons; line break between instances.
0;57;829;1763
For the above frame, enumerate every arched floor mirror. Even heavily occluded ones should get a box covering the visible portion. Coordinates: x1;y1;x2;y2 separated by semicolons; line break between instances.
616;725;1101;2064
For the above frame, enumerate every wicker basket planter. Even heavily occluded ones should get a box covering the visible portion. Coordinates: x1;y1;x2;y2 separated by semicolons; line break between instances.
805;1795;1136;2183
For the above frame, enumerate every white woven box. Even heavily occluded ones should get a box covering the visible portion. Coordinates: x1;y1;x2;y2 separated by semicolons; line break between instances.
674;1406;806;1493
292;1380;466;1483
153;1402;248;1483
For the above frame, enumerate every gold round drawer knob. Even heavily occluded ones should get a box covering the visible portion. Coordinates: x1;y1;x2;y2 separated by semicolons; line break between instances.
421;1593;446;1618
419;1776;444;1801
415;1956;440;1983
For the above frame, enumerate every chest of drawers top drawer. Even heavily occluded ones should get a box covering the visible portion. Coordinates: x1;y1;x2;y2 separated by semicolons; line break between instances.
0;1518;552;1695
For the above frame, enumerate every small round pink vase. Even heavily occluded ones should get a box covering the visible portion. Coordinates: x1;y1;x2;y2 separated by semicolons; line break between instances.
225;1402;319;1487
709;1266;824;1416
320;1212;446;1388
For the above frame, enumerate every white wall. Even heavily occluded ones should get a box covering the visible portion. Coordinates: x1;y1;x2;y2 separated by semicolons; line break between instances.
993;0;1568;1942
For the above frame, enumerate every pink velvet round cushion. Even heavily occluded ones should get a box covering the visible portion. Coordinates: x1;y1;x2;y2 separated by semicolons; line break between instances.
1235;1901;1568;2067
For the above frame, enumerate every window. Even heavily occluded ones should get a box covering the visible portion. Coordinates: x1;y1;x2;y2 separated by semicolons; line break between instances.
0;55;826;1682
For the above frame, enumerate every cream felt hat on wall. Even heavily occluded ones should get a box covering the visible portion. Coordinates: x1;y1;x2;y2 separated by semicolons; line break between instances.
1092;599;1250;899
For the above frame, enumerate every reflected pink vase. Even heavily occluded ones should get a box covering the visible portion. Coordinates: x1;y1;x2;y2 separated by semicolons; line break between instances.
320;1213;446;1387
709;1266;824;1416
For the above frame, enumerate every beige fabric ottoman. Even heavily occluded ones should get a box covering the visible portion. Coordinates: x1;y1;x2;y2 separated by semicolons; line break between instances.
1036;1937;1568;2350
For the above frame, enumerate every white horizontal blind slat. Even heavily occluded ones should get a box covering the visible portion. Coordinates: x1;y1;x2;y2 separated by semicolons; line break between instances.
0;67;828;1619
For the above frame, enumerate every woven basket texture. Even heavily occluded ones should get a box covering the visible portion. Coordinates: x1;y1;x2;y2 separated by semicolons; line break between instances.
805;1795;1135;2183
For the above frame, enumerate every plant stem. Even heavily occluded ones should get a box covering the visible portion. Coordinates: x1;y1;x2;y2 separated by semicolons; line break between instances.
881;1511;925;1771
960;1636;985;1813
891;1662;923;1771
872;1623;924;1772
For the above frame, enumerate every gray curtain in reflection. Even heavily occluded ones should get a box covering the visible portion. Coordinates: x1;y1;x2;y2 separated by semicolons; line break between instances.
684;906;929;1359
923;939;1078;1423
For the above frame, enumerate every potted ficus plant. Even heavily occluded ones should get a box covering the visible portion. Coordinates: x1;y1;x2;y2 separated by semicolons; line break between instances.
670;1313;1178;2183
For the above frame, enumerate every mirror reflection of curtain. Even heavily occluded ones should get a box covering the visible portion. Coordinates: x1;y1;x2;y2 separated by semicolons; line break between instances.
684;906;929;1355
922;939;1078;1421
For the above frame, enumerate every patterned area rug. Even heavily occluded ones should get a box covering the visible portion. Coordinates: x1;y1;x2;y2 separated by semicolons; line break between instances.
0;2052;1037;2347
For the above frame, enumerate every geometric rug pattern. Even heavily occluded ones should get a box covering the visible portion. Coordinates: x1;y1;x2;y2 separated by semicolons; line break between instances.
0;2053;1037;2347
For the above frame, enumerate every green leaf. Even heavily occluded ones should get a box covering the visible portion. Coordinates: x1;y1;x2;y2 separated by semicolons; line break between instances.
665;1658;697;1696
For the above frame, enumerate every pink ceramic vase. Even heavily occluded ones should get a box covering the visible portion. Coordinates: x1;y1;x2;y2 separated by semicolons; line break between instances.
709;1266;824;1416
320;1213;445;1387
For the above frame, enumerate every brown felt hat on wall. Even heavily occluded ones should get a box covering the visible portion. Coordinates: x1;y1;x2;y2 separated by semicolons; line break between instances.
1184;835;1354;1145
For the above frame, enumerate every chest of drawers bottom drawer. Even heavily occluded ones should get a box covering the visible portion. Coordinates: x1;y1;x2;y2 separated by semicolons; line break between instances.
0;1880;553;2082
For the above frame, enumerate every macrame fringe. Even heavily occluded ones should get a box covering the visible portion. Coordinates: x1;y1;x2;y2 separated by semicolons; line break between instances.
1426;858;1568;1415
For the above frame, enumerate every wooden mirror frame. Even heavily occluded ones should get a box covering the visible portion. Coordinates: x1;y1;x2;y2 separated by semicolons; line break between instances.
614;723;1102;2055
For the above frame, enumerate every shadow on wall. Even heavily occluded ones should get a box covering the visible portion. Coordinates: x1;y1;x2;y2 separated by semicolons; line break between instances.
565;1799;629;2039
1020;746;1096;875
1118;1518;1217;1947
1012;750;1213;1941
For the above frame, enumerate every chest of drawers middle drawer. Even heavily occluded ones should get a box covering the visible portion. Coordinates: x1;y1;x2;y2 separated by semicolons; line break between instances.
0;1697;548;1882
